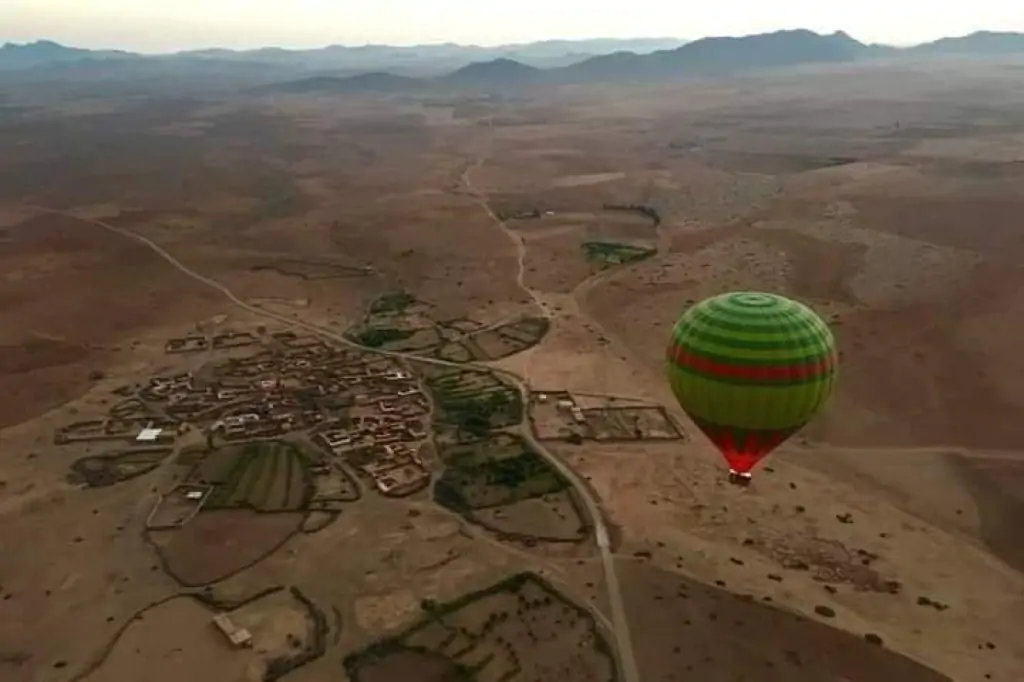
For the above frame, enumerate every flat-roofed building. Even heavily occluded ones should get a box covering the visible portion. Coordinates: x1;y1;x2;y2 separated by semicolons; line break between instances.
212;613;253;648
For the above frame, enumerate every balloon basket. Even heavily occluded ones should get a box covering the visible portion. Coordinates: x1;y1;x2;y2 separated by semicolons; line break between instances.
728;471;752;487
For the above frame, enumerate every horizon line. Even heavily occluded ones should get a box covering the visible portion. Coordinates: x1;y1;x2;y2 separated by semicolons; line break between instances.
3;27;1010;56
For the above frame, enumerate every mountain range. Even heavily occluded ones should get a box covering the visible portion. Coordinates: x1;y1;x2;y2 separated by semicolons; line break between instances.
3;30;1024;91
0;37;686;74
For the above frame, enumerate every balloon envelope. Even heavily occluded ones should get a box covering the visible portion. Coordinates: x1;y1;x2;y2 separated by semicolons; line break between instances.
665;292;837;474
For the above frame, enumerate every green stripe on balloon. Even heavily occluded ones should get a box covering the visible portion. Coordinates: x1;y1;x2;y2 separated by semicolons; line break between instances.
665;291;838;438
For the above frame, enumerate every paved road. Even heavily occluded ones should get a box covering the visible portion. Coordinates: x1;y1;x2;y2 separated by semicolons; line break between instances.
34;205;641;682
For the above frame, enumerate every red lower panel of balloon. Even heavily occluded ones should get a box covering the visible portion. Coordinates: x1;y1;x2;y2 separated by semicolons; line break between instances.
721;451;768;474
692;420;798;475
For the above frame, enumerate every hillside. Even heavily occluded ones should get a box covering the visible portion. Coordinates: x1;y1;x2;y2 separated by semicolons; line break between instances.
560;29;867;82
0;36;686;75
260;71;425;94
441;58;546;87
7;29;1024;93
0;40;129;70
910;31;1024;55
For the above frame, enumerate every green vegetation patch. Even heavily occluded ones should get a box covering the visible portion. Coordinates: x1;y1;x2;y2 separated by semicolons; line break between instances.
434;448;568;510
370;290;418;315
425;368;522;438
203;440;311;512
582;241;656;267
353;327;415;348
68;448;172;488
434;342;473;363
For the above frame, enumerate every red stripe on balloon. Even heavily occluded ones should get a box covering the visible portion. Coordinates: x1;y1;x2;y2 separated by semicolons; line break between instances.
666;343;834;382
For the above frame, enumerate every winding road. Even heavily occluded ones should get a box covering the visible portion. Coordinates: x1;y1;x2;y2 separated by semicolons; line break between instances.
28;177;641;682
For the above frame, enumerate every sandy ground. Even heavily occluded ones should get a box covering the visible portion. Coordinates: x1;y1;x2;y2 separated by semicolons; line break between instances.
4;61;1024;682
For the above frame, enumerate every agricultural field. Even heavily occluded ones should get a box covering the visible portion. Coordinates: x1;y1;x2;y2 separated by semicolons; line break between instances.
309;462;361;510
146;484;213;529
351;291;549;361
197;440;312;512
472;491;588;542
581;241;655;268
432;433;583;540
528;391;583;440
67;447;172;487
149;509;304;586
425;367;523;441
458;317;551;362
344;573;614;682
529;394;682;442
582;406;684;441
434;434;568;510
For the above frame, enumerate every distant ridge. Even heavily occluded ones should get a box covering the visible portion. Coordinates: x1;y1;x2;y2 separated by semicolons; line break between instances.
0;36;685;73
442;58;546;87
263;72;425;93
909;30;1024;55
5;29;1024;88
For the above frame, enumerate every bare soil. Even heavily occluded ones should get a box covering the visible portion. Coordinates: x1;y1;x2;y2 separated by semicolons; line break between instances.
150;510;302;586
619;560;952;682
85;597;253;682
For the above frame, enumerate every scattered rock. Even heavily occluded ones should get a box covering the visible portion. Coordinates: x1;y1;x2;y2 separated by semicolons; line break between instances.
864;633;884;646
814;605;836;618
917;596;949;611
715;580;727;587
729;557;744;566
742;538;755;546
789;482;797;490
794;505;805;513
53;661;67;669
824;585;837;594
985;641;996;650
767;573;783;582
836;513;854;524
763;466;775;473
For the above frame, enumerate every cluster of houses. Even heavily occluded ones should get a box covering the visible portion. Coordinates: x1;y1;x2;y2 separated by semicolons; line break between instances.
56;329;438;498
138;338;429;442
314;372;433;495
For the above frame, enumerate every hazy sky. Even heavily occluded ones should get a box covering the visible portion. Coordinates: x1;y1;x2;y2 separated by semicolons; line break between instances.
5;1;1024;52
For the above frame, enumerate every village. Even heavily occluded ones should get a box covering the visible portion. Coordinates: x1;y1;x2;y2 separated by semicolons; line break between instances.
56;329;435;498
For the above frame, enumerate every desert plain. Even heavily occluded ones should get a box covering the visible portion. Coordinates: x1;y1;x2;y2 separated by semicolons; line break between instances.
1;57;1024;682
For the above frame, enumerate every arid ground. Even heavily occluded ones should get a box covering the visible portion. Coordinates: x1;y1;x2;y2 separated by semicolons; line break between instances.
2;58;1024;682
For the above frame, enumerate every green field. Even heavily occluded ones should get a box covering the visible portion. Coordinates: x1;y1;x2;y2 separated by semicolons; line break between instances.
203;441;311;512
352;327;415;348
458;317;551;361
369;290;417;315
425;368;522;438
434;434;568;510
582;241;656;267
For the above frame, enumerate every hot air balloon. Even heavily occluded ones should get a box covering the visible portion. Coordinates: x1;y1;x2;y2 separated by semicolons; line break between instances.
665;292;837;484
